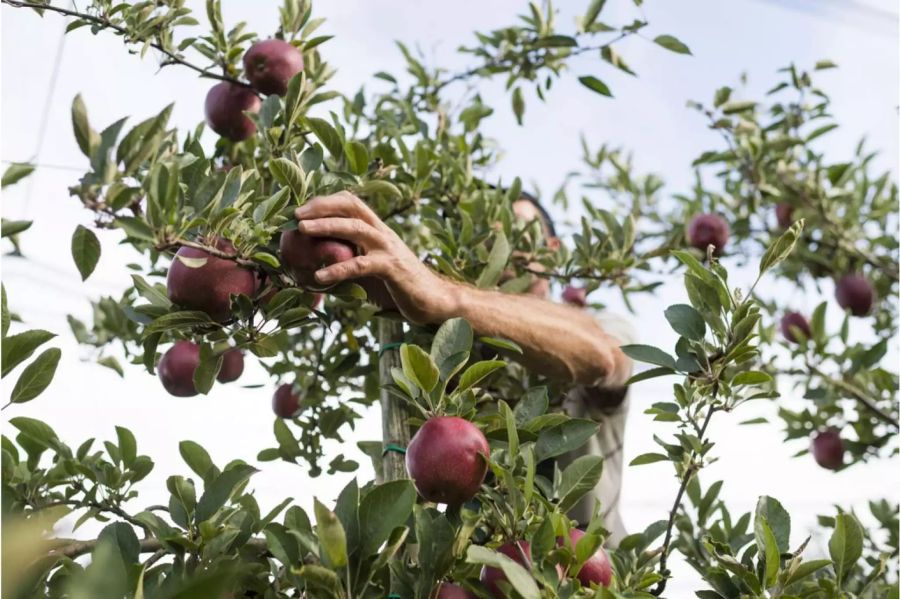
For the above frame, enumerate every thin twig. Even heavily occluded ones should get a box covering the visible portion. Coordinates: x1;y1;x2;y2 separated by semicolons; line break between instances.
1;0;250;88
808;365;899;429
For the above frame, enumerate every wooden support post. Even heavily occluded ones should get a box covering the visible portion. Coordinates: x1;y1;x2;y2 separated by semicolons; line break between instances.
377;318;410;483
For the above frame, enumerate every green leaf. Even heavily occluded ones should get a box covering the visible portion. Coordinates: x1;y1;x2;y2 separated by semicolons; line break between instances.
306;117;344;159
478;336;523;354
98;522;140;565
457;360;506;392
620;344;676;369
356;179;402;200
131;275;171;308
400;344;440;393
1;285;9;337
583;0;607;27
511;87;525;125
466;545;540;599
143;311;214;337
263;522;300;567
430;318;473;381
720;99;757;114
732;371;772;386
359;480;416;555
829;512;863;583
344;141;369;176
9;416;59;448
71;93;99;158
756;496;791;552
71;225;101;281
760;220;803;274
626;366;676;385
115;426;137;467
11;347;61;404
2;329;56;377
1;219;32;238
269;158;305;199
1;163;35;188
629;453;669;466
194;464;257;523
314;498;348;568
179;440;216;481
814;59;837;70
476;231;510;288
97;356;123;377
755;517;781;587
193;345;221;396
558;455;603;512
514;386;549;426
535;419;597;462
784;559;831;585
578;75;613;97
664;304;706;340
653;34;692;55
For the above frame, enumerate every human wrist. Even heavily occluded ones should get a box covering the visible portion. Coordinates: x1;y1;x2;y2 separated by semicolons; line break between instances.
424;274;464;324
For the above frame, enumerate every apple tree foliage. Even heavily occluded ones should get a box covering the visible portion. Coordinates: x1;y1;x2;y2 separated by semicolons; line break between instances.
0;0;897;597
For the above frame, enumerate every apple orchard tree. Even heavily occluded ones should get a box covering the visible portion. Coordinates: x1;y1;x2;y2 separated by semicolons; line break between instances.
1;1;897;597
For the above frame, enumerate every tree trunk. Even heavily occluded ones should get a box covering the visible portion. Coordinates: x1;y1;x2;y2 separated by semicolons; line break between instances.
377;318;410;483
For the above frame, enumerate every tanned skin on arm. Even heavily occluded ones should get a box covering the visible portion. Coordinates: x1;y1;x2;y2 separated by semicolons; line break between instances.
294;192;632;390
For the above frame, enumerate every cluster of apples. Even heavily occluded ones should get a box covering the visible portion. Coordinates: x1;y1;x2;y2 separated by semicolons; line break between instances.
404;416;612;596
204;39;304;141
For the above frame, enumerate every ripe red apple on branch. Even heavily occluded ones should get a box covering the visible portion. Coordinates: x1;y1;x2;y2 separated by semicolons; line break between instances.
780;312;811;344
405;416;489;505
272;383;301;419
687;213;729;256
217;348;244;383
558;529;612;588
204;82;261;142
434;582;476;598
835;273;875;317
775;203;794;229
157;341;201;397
166;240;257;322
279;229;356;290
562;285;588;307
812;428;844;470
243;39;304;96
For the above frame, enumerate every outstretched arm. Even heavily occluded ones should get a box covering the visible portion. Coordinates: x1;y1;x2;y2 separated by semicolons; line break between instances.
294;192;632;388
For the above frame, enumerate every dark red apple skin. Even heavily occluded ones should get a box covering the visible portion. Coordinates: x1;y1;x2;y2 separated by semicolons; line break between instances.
775;203;794;229
434;582;475;599
204;82;261;141
405;416;489;506
812;429;844;470
559;529;612;588
217;349;244;383
166;241;257;322
157;341;201;397
272;384;300;419
243;39;304;96
279;230;355;289
780;312;812;344
562;285;587;307
835;274;875;317
480;541;532;598
688;213;729;256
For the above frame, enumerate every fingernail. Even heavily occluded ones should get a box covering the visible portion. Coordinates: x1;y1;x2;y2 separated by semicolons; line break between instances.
315;269;333;284
295;205;310;218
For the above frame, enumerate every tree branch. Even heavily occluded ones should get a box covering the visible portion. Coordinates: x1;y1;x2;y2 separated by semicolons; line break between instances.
808;365;899;430
652;401;718;597
1;0;250;88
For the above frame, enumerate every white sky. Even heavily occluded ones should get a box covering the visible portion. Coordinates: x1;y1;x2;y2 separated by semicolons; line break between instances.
2;0;898;593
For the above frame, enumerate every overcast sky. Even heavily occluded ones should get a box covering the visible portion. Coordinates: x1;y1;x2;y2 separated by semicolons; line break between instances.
2;0;898;593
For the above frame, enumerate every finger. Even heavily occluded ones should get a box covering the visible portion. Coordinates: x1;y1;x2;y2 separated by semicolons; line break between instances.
297;217;384;250
315;254;383;286
295;191;383;229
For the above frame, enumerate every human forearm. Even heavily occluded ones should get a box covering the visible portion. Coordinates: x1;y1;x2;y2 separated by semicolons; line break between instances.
437;281;631;387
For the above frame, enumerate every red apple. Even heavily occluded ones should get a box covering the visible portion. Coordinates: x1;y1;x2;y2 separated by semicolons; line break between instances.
243;39;304;96
780;312;811;344
835;274;875;317
434;582;475;599
157;341;200;397
812;429;844;470
562;285;587;307
217;348;244;383
279;229;355;289
204;82;261;142
558;529;612;588
775;203;794;229
272;383;300;419
405;416;489;505
479;541;533;598
687;213;729;256
166;240;257;322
